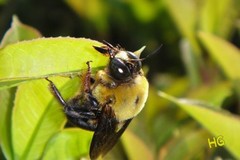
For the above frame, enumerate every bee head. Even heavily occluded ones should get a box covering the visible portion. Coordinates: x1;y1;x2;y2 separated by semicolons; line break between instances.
94;42;143;82
109;50;142;81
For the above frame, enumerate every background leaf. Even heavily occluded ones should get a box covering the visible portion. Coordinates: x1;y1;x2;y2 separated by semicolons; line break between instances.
164;0;200;54
0;16;42;48
199;0;237;38
159;129;209;160
158;91;240;159
121;130;153;160
198;31;240;80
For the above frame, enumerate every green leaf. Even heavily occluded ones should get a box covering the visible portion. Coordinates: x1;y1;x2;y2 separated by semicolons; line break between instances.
0;38;108;89
158;91;240;159
127;0;158;22
164;0;200;54
199;0;237;38
42;128;92;160
11;77;80;160
187;82;232;108
121;130;153;160
145;77;189;123
0;88;15;160
0;16;42;47
180;40;201;86
162;129;209;160
198;31;240;80
65;0;108;33
0;0;7;5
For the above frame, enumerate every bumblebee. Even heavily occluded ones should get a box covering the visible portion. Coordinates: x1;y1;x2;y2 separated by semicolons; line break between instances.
46;42;149;159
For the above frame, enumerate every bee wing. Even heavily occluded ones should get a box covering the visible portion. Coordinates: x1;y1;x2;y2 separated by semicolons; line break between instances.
90;106;132;159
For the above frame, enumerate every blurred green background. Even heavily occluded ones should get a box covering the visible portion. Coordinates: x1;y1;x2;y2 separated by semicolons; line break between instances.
0;0;240;159
0;0;239;81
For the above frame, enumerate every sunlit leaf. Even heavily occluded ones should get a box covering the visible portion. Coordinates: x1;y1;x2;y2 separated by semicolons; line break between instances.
152;109;185;149
0;16;41;47
180;39;201;86
127;0;157;22
42;128;92;160
0;38;108;89
0;88;15;160
11;77;80;159
121;130;153;160
159;129;209;160
158;91;240;159
164;0;200;54
199;0;237;38
187;82;232;108
198;31;240;80
65;0;108;33
145;77;189;123
0;15;44;160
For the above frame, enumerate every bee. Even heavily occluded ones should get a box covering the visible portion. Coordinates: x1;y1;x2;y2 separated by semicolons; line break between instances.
46;41;149;159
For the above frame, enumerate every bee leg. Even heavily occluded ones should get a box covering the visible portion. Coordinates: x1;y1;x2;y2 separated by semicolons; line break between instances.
64;105;98;131
46;78;67;106
81;61;100;112
83;61;92;94
46;78;98;131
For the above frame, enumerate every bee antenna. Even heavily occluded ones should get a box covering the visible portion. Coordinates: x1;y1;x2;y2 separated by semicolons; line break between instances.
103;40;115;49
141;44;163;61
130;44;163;62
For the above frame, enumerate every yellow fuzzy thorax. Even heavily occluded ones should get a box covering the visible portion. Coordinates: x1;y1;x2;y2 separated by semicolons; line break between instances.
92;70;149;121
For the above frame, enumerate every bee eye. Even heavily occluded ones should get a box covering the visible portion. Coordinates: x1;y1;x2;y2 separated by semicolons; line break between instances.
126;51;142;72
109;58;131;80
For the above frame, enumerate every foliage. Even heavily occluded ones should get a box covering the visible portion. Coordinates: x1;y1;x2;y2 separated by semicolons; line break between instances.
0;0;240;159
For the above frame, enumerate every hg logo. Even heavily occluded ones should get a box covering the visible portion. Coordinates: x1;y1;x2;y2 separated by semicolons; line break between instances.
208;135;225;148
